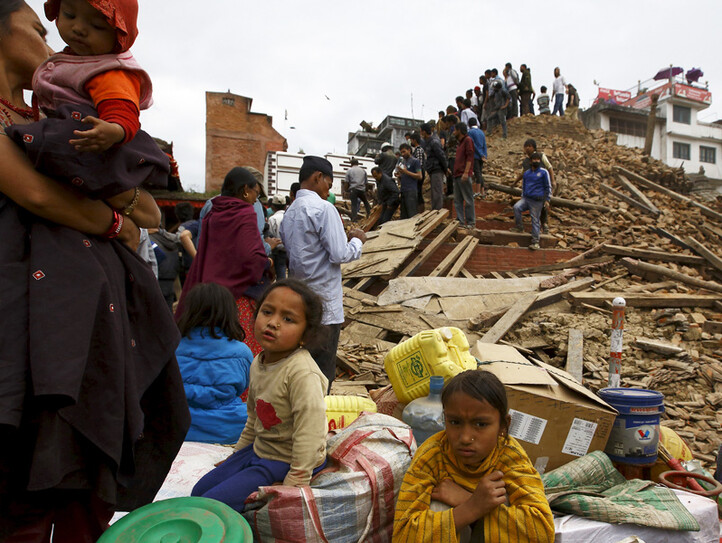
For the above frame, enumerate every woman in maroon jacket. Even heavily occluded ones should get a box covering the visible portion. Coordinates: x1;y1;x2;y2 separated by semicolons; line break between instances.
177;167;273;356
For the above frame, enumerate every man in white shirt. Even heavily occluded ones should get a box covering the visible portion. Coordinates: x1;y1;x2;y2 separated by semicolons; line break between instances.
280;156;367;388
552;67;568;116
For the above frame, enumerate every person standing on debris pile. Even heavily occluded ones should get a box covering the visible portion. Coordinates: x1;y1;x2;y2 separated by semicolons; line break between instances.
375;142;397;178
460;99;479;128
452;122;476;229
513;152;551;250
537;86;551;115
343;158;371;222
467;118;487;199
504;62;520;119
420;122;448;211
551;67;567;116
566;84;580;119
396;143;423;219
409;133;427;213
393;370;554;542
443;114;459;199
515;139;555;234
281;156;366;388
371;167;399;225
518;64;535;116
486;81;510;139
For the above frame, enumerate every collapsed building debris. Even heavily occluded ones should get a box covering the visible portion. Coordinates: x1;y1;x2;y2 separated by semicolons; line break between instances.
336;114;722;472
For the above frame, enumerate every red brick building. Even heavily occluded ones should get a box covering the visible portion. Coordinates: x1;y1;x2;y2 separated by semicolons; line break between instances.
205;91;288;192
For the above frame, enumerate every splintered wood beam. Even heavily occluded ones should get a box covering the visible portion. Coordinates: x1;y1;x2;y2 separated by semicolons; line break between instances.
396;220;459;277
566;329;584;384
429;236;474;277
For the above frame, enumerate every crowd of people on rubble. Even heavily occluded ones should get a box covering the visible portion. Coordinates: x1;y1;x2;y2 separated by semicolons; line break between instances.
349;63;569;247
0;0;559;536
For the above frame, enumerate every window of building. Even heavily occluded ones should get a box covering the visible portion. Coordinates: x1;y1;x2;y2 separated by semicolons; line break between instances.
700;145;717;164
222;97;235;106
673;142;691;160
609;117;647;138
673;105;691;124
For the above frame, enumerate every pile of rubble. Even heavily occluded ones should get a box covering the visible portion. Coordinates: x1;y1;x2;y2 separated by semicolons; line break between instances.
337;114;722;470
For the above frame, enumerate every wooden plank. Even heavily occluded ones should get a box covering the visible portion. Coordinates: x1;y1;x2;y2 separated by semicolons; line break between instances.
352;276;377;293
342;321;385;339
479;293;538;344
348;308;449;337
490;271;505;279
600;183;656;215
396;220;459;277
619;257;722;294
570;292;722;308
415;209;450;238
361;243;418;254
634;338;685;355
615;174;661;215
485;181;612;212
601;244;704;265
447;237;479;277
512;256;613;274
359;205;383;231
343;256;388;275
460;268;475;279
566;329;584;384
624;280;677;293
429;236;474;277
685;236;722;275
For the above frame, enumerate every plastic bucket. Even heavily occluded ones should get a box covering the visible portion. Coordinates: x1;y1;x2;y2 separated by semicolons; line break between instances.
98;497;253;542
598;387;665;465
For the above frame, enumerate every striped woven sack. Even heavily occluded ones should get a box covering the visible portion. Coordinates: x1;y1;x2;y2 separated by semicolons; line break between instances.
242;413;416;542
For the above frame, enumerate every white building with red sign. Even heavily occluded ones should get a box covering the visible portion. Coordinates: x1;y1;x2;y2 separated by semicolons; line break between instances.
583;79;722;180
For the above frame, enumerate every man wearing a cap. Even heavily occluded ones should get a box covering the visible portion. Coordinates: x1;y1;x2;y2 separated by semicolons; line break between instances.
375;143;397;178
280;156;367;388
343;158;371;222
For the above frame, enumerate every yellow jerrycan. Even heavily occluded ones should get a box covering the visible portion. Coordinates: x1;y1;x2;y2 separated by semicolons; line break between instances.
325;395;377;431
384;327;477;404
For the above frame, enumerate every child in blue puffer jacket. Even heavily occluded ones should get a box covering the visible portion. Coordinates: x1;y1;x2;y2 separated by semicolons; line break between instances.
176;282;253;444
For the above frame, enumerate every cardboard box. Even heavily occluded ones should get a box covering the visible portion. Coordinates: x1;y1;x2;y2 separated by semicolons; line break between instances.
473;342;617;473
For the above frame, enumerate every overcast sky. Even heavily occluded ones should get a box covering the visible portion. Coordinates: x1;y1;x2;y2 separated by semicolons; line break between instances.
27;0;722;192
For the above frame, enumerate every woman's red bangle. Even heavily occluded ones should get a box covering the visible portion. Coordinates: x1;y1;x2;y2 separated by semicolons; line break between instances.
103;209;124;239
